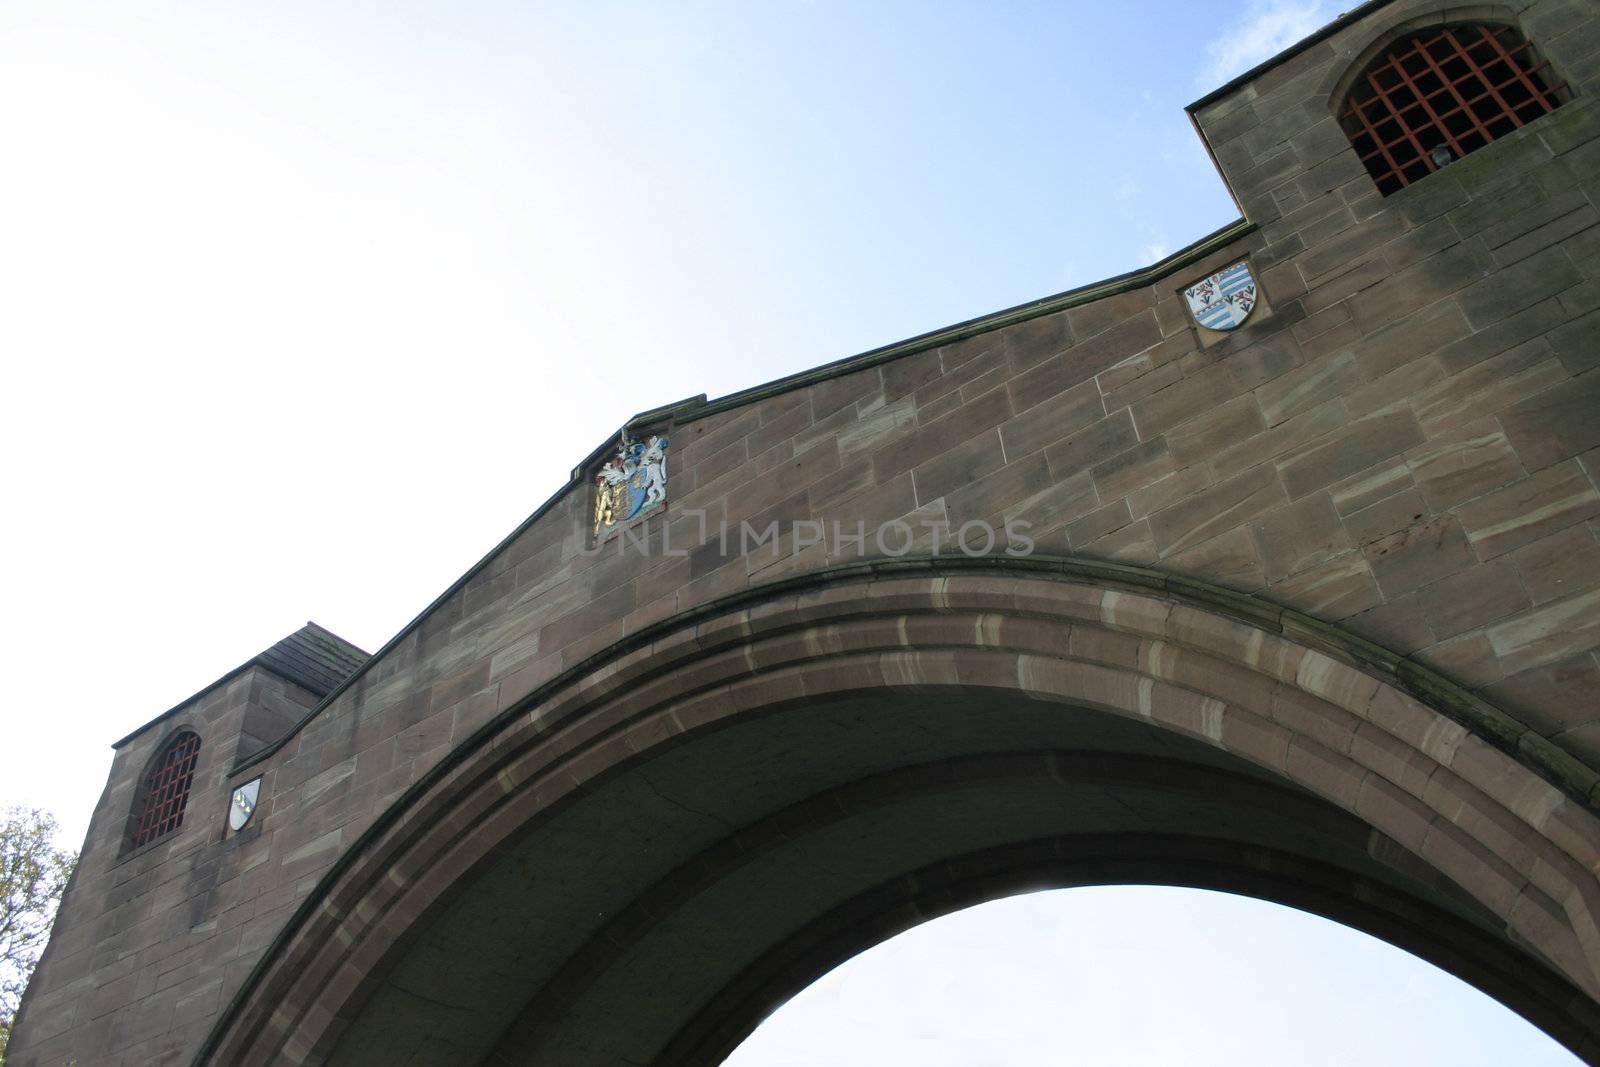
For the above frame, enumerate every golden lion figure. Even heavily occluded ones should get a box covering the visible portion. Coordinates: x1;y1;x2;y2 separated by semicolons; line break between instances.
593;455;629;539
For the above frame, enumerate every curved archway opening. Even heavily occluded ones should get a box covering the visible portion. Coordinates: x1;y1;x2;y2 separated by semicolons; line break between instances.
320;685;1597;1065
201;570;1600;1066
724;886;1581;1066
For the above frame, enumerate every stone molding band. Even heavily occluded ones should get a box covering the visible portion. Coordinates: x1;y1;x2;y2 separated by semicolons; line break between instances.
197;557;1600;1065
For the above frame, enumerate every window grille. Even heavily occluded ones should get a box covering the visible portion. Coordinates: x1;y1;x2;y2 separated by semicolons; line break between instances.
130;732;202;848
1339;23;1566;195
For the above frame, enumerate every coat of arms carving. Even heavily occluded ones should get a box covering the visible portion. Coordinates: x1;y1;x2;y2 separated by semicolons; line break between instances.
1183;261;1258;331
593;432;669;540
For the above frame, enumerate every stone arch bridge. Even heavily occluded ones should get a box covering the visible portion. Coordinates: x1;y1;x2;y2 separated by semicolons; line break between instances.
11;0;1600;1063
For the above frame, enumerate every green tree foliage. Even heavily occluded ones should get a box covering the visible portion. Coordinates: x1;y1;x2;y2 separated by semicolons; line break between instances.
0;808;76;1065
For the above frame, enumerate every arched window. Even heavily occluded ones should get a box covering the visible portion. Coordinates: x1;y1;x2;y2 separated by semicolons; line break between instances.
129;731;202;849
1339;22;1567;195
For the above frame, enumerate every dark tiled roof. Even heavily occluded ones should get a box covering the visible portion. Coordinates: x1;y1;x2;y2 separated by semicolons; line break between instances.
112;622;370;748
255;623;370;698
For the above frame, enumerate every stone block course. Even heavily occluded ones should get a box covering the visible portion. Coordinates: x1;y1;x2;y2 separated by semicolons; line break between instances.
1278;407;1426;500
1128;464;1213;520
1214;398;1347;481
1456;460;1600;561
1091;437;1178;503
1263;551;1382;619
1150;465;1287;557
1130;360;1248;439
1167;394;1266;466
1044;410;1142;482
1352;299;1470;380
1415;560;1532;641
1250;492;1352;582
1257;350;1360;426
1458;244;1585;331
1511;525;1600;606
1412;339;1562;434
1350;239;1493;331
1364;514;1478;599
1489;588;1600;677
998;378;1103;458
1499;371;1600;472
1406;421;1526;512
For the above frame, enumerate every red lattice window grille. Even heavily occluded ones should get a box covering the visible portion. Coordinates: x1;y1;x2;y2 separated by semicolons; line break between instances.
1339;23;1567;196
130;732;202;849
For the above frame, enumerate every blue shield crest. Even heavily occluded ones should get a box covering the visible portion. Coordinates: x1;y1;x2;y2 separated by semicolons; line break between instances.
594;433;670;540
1184;262;1258;331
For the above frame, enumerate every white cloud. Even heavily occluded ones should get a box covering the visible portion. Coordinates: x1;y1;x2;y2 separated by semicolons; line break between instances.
1199;1;1334;87
1140;240;1170;263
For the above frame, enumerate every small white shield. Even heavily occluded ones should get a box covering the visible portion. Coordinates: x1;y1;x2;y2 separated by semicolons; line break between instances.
229;778;261;832
1183;261;1258;331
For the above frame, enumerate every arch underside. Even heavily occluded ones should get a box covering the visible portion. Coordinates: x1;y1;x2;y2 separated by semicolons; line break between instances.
203;566;1600;1066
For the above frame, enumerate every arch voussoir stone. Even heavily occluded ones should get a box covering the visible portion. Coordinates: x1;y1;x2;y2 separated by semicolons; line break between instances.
198;565;1600;1066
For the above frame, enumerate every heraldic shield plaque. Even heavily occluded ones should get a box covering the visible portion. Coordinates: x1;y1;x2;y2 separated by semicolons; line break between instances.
593;432;669;541
229;778;261;832
1183;261;1259;332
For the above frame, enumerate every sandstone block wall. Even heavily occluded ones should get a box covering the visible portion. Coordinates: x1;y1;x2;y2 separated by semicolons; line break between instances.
15;666;321;1062
11;0;1600;1062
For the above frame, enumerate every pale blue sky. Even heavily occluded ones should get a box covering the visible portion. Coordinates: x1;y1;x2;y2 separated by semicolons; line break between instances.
725;887;1579;1066
0;1;1578;1061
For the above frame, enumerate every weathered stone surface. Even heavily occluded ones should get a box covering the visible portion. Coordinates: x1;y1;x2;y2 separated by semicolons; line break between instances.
1457;244;1584;330
1488;588;1600;675
1001;378;1104;457
1456;460;1600;560
1166;526;1266;591
1364;514;1477;599
1347;596;1436;655
1127;465;1213;519
1167;394;1266;465
1092;437;1179;503
1005;468;1100;535
1150;465;1288;555
1344;487;1429;548
1432;297;1565;375
1082;517;1159;562
20;5;1600;1064
1352;299;1470;381
1329;458;1414;516
1485;652;1600;739
1256;351;1360;426
1415;559;1532;640
912;429;1006;504
1342;356;1444;420
1550;309;1600;374
945;453;1050;524
1412;340;1565;433
1278;407;1425;499
1264;551;1383;619
1131;361;1249;439
1499;372;1600;472
1406;421;1527;511
1250;492;1352;581
1347;240;1490;332
1065;500;1135;549
1511;525;1600;606
1213;398;1347;481
1416;632;1506;689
